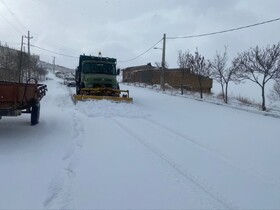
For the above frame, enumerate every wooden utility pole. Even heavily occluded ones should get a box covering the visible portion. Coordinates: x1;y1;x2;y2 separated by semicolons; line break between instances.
161;33;166;91
18;35;24;83
25;31;33;78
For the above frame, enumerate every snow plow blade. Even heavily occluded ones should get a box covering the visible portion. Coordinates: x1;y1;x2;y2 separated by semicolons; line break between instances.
73;88;133;103
73;94;133;102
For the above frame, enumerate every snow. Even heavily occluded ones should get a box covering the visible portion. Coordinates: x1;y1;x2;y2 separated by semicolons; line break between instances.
1;73;280;209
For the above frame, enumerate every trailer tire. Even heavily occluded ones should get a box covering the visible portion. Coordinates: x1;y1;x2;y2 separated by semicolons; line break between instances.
31;102;40;125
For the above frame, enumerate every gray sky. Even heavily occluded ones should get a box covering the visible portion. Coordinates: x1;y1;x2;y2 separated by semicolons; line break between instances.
0;0;280;69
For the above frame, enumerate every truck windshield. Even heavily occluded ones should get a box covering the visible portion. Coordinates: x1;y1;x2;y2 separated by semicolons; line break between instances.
83;63;116;74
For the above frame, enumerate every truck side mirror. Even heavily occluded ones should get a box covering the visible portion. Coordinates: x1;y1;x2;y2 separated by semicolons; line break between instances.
117;69;120;75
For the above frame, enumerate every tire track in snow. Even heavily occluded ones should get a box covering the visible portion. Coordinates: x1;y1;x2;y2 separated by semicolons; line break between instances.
111;117;238;210
44;112;84;209
68;84;280;187
144;118;280;187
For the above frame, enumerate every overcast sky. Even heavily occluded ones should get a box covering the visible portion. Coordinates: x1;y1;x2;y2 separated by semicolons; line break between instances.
0;0;280;69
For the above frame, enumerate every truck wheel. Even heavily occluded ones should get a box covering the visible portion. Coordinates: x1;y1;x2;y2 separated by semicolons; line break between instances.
31;102;40;125
76;86;80;95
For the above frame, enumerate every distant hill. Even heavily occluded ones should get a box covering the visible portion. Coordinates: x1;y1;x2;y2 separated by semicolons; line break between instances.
39;60;74;75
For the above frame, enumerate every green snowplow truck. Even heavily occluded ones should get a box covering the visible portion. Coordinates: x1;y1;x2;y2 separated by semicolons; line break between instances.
73;54;132;102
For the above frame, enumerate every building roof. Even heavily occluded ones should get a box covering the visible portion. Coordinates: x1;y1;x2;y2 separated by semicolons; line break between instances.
122;63;156;72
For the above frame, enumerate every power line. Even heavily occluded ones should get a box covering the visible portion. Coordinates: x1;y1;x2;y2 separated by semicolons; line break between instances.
118;38;163;63
2;14;278;64
32;35;81;54
0;13;23;34
0;0;79;54
30;44;78;59
115;17;280;63
0;0;28;32
167;17;280;40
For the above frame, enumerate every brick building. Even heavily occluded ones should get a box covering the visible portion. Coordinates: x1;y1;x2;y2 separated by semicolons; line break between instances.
122;64;213;93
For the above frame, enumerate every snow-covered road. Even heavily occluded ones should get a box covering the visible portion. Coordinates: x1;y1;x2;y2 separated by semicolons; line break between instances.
1;74;280;209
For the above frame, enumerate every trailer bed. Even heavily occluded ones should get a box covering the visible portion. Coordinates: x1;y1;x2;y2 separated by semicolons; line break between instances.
0;80;47;125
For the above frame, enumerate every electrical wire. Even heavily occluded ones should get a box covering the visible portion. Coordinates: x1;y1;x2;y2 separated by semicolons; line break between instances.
167;17;280;40
2;12;279;64
118;38;163;63
0;13;23;34
0;0;28;32
1;0;80;54
30;44;78;59
115;17;280;62
32;35;81;54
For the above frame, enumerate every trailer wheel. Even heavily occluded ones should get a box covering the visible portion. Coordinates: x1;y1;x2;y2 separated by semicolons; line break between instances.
31;102;40;125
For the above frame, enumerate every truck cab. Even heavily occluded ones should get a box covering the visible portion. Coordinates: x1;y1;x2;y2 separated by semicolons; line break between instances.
75;55;120;94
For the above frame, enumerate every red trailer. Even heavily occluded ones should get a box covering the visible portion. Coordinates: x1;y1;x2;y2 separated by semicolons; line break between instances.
0;79;47;125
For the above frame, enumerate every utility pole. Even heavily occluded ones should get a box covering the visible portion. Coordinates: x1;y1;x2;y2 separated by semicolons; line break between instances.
25;30;33;78
18;35;24;83
160;33;166;91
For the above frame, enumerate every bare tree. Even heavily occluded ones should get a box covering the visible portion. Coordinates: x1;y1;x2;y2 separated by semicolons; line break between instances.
0;44;19;81
29;56;48;81
209;47;241;103
177;50;192;94
36;65;48;81
0;45;17;69
192;50;211;99
235;43;280;110
0;44;47;82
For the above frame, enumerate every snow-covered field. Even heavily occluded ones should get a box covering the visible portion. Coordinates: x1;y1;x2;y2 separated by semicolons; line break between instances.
0;73;280;209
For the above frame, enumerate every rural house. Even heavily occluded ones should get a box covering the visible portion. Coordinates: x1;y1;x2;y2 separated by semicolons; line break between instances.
122;63;213;93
